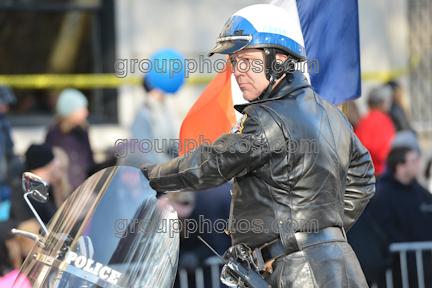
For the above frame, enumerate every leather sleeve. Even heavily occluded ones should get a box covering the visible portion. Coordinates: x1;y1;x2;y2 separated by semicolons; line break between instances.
146;107;271;192
343;132;376;232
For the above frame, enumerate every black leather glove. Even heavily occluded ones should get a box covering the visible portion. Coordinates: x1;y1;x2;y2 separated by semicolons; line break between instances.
140;163;156;181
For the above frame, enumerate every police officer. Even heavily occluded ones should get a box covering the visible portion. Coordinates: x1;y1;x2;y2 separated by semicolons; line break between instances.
142;4;375;287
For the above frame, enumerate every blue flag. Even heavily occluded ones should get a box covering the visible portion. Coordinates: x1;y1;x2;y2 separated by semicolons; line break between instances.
295;0;361;104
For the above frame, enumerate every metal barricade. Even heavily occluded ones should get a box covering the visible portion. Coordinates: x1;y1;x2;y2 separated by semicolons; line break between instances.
385;241;432;288
179;256;225;288
180;242;432;288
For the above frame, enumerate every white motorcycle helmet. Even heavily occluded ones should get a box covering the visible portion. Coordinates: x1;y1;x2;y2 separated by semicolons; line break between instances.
209;4;307;98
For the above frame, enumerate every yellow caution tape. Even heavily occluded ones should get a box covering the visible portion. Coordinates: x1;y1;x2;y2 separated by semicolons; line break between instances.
361;53;420;82
0;74;215;89
0;74;139;89
0;54;420;89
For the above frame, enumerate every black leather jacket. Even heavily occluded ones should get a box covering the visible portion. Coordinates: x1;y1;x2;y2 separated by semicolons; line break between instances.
147;70;374;248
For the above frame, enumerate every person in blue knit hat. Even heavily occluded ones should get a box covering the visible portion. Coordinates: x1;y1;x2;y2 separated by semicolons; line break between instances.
45;88;94;192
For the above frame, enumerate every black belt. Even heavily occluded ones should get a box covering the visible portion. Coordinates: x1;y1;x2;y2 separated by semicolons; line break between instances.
251;227;346;271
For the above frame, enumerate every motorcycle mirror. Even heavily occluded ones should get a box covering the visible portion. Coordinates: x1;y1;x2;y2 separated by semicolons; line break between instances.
21;172;50;236
22;172;49;203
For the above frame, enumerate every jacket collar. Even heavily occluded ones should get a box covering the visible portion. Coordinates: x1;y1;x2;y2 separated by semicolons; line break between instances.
234;71;311;113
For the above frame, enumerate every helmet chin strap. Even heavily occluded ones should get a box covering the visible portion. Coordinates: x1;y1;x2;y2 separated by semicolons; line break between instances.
256;75;277;101
255;48;285;101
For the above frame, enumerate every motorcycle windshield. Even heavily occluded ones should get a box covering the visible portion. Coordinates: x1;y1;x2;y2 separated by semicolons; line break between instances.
12;166;179;288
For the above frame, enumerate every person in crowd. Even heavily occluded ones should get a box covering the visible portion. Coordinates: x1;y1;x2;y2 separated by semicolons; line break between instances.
355;85;396;177
51;147;72;208
0;219;39;287
391;129;419;152
119;76;179;168
165;191;198;282
86;147;118;178
0;86;17;221
9;144;60;224
426;157;432;193
386;81;412;131
0;219;19;277
45;88;94;191
371;146;432;287
119;48;185;168
169;182;232;288
346;207;393;287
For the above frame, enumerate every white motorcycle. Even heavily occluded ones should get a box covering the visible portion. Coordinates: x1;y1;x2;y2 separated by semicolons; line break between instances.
10;166;179;288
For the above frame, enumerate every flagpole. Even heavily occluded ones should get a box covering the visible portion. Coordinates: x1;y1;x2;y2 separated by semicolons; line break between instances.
342;102;348;118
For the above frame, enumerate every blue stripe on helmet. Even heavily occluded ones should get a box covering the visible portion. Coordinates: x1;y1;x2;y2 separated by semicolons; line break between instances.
220;15;305;58
251;32;305;57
